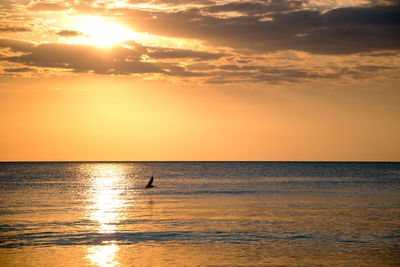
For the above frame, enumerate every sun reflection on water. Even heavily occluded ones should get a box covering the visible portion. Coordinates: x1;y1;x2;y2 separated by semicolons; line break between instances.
89;165;126;233
87;243;120;267
85;164;130;266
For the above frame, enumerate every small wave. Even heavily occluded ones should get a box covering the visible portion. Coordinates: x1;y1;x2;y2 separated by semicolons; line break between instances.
0;230;195;248
337;240;368;244
154;190;280;196
0;228;319;248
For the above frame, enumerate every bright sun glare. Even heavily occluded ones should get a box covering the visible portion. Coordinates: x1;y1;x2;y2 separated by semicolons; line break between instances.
71;16;137;47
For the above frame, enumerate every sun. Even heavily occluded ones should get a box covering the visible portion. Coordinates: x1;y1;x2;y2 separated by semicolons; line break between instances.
70;16;138;47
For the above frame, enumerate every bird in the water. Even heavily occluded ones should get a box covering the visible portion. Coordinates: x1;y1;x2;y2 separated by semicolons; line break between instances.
145;176;154;188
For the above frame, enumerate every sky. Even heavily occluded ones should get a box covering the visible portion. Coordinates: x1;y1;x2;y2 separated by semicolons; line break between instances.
0;0;399;161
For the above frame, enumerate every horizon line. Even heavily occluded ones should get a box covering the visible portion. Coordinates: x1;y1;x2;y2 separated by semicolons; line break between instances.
1;160;399;163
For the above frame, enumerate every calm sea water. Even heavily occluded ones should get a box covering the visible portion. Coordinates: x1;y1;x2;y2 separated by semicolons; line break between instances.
0;162;399;266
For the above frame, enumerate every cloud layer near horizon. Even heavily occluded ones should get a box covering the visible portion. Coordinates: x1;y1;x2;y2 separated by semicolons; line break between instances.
0;0;399;84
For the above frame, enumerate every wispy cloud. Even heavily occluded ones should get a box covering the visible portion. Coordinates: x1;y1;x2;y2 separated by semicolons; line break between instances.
3;67;36;72
27;1;68;12
0;26;31;32
56;30;84;37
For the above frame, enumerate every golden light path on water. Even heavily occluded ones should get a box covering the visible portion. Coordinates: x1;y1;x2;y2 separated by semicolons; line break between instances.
85;164;131;267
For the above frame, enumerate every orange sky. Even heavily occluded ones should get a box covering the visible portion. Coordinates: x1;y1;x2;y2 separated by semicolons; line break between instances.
1;0;399;161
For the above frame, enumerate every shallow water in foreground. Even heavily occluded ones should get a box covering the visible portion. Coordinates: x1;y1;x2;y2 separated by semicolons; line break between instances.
1;162;399;266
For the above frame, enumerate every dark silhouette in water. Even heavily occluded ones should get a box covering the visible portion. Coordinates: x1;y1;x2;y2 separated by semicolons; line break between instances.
145;176;154;188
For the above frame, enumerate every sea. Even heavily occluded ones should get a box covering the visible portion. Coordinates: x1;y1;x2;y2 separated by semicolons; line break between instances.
0;162;399;266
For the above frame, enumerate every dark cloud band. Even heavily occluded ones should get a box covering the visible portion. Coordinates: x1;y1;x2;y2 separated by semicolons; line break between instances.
113;2;400;55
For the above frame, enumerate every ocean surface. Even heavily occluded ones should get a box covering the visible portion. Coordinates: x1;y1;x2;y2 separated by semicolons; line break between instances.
0;162;399;266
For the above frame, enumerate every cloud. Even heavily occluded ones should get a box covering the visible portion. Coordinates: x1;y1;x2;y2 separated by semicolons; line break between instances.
204;2;270;15
27;1;68;11
0;0;22;10
0;39;36;52
204;0;303;15
147;47;226;60
129;0;214;6
355;65;394;71
0;27;31;32
209;65;314;84
3;67;36;73
0;37;397;83
0;40;162;75
0;0;398;86
56;30;84;37
114;2;400;55
0;39;225;76
363;51;399;57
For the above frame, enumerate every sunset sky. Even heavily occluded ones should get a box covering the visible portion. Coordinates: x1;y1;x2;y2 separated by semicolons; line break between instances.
0;0;399;161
